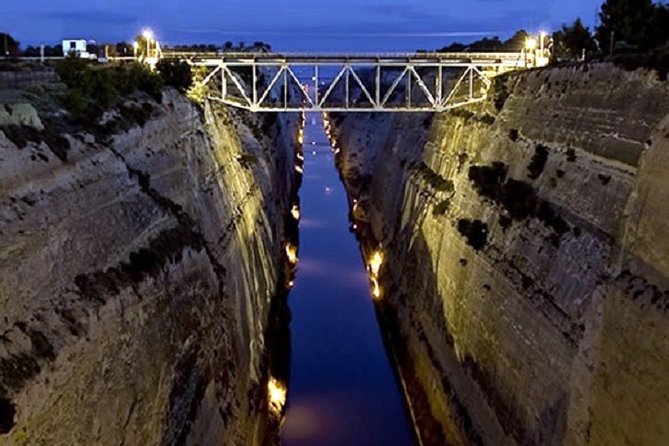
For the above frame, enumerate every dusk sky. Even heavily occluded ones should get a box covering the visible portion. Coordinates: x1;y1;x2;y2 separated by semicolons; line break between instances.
7;0;602;51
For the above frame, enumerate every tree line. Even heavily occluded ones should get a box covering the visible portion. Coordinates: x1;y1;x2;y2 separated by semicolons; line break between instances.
2;0;668;63
439;0;668;62
555;0;669;61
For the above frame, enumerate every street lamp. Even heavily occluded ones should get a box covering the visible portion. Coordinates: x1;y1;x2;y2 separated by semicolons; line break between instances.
524;37;538;68
525;38;537;51
142;29;154;41
142;28;155;58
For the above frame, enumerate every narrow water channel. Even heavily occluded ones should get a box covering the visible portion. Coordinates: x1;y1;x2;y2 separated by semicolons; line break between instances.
280;114;413;445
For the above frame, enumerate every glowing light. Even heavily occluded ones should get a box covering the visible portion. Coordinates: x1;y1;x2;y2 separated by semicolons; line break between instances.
267;377;287;415
295;165;304;174
525;38;537;51
312;150;317;156
372;282;381;299
286;244;298;265
298;130;304;145
333;148;341;155
142;28;155;41
288;280;295;288
291;205;300;220
296;153;304;161
369;251;383;276
367;250;384;301
352;224;358;230
311;141;316;146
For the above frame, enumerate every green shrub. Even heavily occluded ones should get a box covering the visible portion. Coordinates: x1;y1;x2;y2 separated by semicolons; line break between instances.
54;58;163;122
186;66;208;104
156;59;193;92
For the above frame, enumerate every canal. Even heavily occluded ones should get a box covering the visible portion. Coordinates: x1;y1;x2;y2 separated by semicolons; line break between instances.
280;113;414;445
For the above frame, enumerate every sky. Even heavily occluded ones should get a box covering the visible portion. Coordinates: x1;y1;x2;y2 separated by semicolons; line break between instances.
5;0;603;51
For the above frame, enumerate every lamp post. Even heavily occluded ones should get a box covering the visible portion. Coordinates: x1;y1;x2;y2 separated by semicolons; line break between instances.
540;32;546;55
142;29;154;59
525;37;537;68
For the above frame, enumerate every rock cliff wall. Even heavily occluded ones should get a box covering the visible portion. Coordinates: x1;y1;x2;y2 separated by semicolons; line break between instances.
0;89;300;445
330;63;669;445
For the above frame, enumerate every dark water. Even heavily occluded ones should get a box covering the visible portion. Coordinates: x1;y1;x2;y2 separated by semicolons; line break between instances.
280;114;413;446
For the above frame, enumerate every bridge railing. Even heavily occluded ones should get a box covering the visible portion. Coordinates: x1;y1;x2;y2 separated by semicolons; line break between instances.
7;50;536;112
182;52;537;112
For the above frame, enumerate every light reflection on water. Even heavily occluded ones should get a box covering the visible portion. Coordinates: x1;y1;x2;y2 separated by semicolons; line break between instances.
299;218;333;229
280;114;413;445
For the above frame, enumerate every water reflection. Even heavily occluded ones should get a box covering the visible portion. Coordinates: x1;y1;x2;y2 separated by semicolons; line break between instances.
299;218;333;229
280;114;413;445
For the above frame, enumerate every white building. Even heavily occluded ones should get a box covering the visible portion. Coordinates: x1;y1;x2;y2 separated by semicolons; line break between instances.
62;39;96;59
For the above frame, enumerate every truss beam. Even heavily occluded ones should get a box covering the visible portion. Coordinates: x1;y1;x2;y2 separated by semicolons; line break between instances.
185;52;528;112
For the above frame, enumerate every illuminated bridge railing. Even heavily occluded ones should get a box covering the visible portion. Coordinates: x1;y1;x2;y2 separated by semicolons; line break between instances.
167;51;540;113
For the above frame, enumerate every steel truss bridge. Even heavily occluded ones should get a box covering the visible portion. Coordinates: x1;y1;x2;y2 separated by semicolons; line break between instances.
167;51;543;113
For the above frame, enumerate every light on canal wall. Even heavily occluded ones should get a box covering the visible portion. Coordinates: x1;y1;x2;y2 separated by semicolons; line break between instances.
268;377;287;416
286;244;299;265
368;250;384;301
291;205;301;221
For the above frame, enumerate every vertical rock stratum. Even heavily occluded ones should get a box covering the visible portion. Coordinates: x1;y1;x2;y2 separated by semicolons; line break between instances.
331;63;669;446
0;89;300;445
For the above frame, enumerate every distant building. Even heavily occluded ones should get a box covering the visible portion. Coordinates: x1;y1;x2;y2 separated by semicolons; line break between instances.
62;39;96;59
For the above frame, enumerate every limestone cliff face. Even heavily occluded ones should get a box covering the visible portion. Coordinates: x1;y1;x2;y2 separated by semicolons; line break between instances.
0;90;300;445
331;63;669;446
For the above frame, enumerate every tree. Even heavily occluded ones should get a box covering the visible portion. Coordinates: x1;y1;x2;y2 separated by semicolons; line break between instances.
596;0;668;53
0;33;20;57
468;37;503;52
22;45;41;57
115;41;134;56
44;45;63;57
501;30;530;52
553;19;596;61
135;34;150;58
86;43;99;57
253;41;272;52
438;42;467;52
156;59;192;92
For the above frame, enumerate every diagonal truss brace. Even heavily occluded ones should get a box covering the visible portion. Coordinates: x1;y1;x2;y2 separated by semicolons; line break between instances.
197;58;496;112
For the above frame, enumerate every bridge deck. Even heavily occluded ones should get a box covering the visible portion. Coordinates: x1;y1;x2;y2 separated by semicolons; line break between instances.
182;51;542;112
164;51;529;65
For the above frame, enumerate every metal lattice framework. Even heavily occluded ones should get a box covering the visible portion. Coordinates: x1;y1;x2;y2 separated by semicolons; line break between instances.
170;52;538;112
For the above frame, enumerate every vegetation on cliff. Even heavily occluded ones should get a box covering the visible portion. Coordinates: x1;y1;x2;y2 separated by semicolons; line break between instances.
55;57;162;121
0;33;20;57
